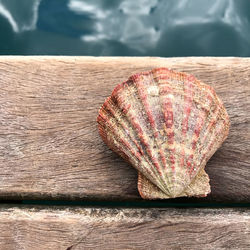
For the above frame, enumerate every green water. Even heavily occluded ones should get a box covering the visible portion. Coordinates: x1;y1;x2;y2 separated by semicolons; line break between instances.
1;0;250;56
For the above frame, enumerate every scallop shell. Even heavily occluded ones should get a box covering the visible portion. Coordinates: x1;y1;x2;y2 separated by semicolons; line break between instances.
97;68;230;199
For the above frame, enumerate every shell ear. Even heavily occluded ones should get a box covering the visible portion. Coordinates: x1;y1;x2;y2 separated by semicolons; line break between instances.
138;170;211;200
137;172;170;199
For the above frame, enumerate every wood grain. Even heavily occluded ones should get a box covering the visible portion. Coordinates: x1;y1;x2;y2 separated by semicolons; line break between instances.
0;56;249;202
0;206;249;250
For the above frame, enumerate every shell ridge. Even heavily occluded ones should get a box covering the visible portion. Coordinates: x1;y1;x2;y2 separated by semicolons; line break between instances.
98;99;156;180
182;79;211;178
129;76;171;194
98;109;142;163
170;72;206;196
195;102;228;169
187;109;208;175
156;75;179;197
173;72;204;196
177;76;221;193
134;75;168;190
169;74;206;195
152;69;198;197
151;71;180;196
99;107;166;184
110;83;166;186
190;94;220;174
198;99;229;167
135;72;174;195
174;76;195;196
107;96;145;157
162;75;186;194
114;80;168;192
199;118;228;168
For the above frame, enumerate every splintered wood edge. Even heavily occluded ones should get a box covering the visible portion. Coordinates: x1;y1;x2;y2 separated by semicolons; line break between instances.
0;56;249;202
0;206;249;249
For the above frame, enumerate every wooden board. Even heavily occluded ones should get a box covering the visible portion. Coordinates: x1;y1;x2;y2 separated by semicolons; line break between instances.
0;206;248;249
0;56;249;202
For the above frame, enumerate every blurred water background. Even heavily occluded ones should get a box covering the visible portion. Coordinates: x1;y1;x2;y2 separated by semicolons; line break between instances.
1;0;250;56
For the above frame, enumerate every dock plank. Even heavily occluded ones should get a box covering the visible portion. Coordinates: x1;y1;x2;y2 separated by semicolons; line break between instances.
0;207;249;249
0;56;249;202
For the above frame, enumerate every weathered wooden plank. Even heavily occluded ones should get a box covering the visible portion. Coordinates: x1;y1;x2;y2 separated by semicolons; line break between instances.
0;206;249;249
0;56;249;202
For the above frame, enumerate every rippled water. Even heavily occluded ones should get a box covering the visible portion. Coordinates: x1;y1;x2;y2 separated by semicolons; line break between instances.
1;0;250;56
